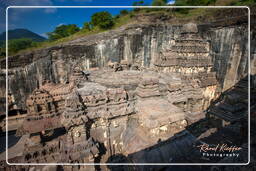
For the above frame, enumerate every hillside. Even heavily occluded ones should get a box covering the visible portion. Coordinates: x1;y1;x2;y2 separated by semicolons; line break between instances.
0;29;46;42
1;0;255;57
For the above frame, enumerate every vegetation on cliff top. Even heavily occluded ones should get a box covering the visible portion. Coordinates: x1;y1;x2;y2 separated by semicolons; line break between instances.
0;0;254;58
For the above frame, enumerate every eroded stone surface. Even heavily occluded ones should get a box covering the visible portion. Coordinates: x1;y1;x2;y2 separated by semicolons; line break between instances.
0;21;253;170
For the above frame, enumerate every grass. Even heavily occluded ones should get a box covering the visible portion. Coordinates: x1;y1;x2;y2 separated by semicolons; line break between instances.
8;13;134;56
167;0;254;23
215;0;255;6
16;27;103;54
174;8;207;18
3;0;255;57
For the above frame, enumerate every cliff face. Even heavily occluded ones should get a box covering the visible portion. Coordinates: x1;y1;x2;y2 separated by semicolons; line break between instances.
209;26;250;91
0;23;253;113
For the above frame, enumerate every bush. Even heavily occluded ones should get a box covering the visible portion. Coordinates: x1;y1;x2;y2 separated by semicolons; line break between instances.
147;0;167;11
129;13;135;18
114;14;120;19
91;11;114;29
174;0;190;14
175;0;217;6
47;24;80;41
174;0;219;14
8;38;34;53
83;22;93;31
0;38;43;56
120;10;129;16
133;1;144;12
0;43;5;57
0;38;38;55
133;1;144;6
152;0;167;6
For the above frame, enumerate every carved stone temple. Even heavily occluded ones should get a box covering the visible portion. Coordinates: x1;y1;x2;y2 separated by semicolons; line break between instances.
0;22;251;171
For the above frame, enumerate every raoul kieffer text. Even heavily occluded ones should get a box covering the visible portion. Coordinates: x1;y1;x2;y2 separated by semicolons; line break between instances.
197;143;242;158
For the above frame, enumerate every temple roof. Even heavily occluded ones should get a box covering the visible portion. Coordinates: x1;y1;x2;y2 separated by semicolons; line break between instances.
181;23;198;33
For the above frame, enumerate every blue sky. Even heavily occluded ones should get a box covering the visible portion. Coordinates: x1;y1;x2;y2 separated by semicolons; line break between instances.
0;0;175;38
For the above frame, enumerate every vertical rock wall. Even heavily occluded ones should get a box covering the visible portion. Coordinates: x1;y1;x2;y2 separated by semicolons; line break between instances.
209;26;249;91
0;24;252;112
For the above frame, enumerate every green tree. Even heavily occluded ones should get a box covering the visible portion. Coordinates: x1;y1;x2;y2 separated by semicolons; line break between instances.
129;13;135;18
133;1;144;12
175;0;217;6
120;9;129;16
91;11;114;29
7;38;34;53
114;14;120;20
47;24;80;41
174;0;190;14
0;43;5;57
152;0;167;6
66;24;80;35
83;22;93;31
133;0;144;6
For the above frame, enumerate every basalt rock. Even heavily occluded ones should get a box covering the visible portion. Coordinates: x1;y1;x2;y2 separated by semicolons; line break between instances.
0;22;252;114
0;18;254;170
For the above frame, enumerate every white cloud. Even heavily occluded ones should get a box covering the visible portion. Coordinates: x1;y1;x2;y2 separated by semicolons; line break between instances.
0;0;58;32
39;33;48;38
57;23;66;27
167;0;175;5
3;0;57;19
8;0;55;7
10;0;58;14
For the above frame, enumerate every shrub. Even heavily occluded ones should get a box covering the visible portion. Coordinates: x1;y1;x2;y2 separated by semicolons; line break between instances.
91;11;114;29
0;43;5;57
47;24;80;41
8;38;34;53
115;14;120;19
133;1;144;6
129;13;135;18
152;0;167;6
120;10;129;16
174;0;190;14
0;38;38;55
133;1;144;12
83;22;93;31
